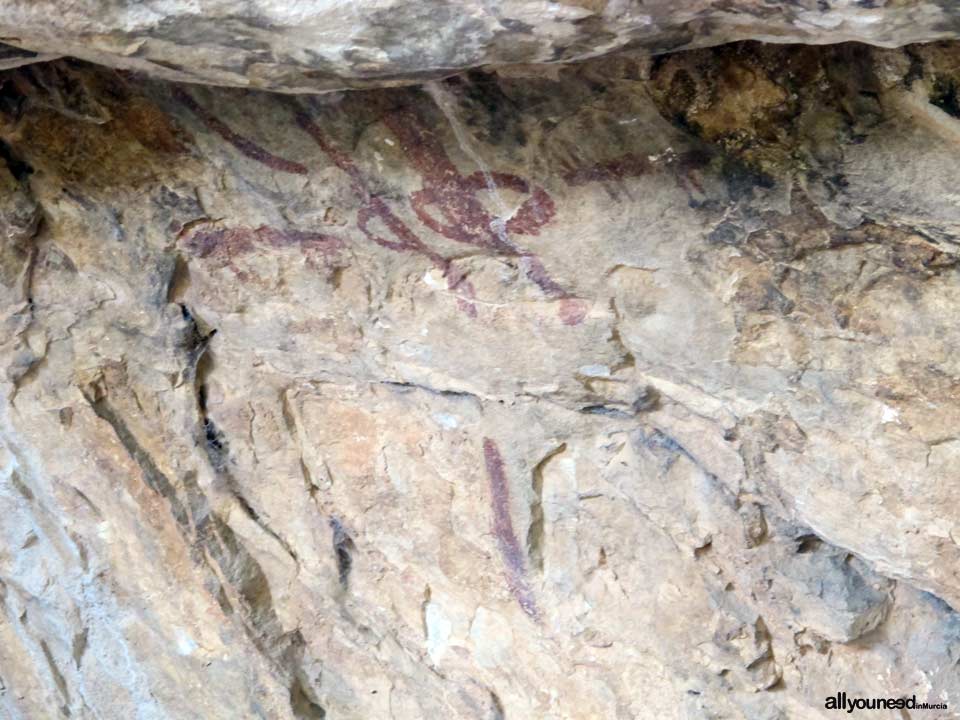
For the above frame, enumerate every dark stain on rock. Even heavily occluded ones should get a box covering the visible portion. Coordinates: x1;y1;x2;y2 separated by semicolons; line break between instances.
661;67;699;128
329;516;354;590
721;156;775;201
202;416;228;472
452;71;527;147
903;47;926;88
0;139;33;182
708;221;743;247
500;18;535;34
930;76;960;118
562;153;652;186
7;67;190;188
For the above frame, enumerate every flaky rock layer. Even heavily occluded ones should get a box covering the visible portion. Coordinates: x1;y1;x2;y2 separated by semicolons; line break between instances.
1;7;960;720
0;1;960;92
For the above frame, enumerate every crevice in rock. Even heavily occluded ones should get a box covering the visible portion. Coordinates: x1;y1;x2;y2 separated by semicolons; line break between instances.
638;428;737;507
0;138;33;183
607;299;636;374
379;380;482;404
280;388;322;505
420;585;432;640
795;534;823;554
8;469;33;502
329;516;354;591
84;367;321;718
81;383;190;529
578;404;634;418
201;414;228;472
289;673;326;719
165;253;191;304
488;689;506;720
187;312;301;567
39;639;70;716
930;76;960;118
526;443;565;574
70;629;87;670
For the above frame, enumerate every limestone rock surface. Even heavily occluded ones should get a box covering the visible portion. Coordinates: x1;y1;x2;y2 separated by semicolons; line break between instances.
1;1;960;92
1;31;960;720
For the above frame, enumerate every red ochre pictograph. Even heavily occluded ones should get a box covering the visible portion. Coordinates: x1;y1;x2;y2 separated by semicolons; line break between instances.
483;438;540;622
174;90;665;324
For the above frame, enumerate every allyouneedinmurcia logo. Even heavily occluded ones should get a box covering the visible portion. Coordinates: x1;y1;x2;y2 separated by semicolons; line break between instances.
824;692;948;713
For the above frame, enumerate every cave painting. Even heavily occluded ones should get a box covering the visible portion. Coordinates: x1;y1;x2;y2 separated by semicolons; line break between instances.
182;225;342;279
175;89;668;325
483;438;540;622
293;109;481;318
172;87;309;175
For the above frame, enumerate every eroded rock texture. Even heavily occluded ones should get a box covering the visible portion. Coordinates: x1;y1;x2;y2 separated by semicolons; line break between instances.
3;1;960;92
2;38;960;720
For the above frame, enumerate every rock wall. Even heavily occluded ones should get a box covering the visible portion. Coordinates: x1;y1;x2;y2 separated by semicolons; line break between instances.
1;19;960;720
2;1;960;92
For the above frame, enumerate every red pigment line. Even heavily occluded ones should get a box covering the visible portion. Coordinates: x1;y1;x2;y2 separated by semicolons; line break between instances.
182;225;342;279
292;110;368;190
522;255;566;299
488;171;556;237
294;108;478;315
483;438;540;621
381;108;524;254
558;298;588;326
295;103;575;317
183;226;251;259
294;109;441;260
562;150;712;198
183;225;341;259
173;87;309;175
382;107;557;256
673;149;711;195
379;105;570;300
444;262;479;319
379;107;461;178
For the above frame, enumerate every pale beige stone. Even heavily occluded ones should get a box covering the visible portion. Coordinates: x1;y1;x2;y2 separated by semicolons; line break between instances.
0;26;959;720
